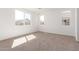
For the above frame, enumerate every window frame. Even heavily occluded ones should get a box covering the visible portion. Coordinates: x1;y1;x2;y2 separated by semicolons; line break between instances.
40;15;45;25
15;9;31;25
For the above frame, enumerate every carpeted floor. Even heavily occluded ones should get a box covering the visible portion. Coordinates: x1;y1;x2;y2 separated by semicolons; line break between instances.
0;31;78;51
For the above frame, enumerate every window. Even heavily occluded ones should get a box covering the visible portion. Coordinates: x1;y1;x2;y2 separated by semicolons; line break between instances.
25;13;31;25
15;10;24;21
40;15;45;25
15;9;31;25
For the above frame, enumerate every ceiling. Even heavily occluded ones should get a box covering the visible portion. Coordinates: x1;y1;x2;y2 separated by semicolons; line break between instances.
25;8;74;14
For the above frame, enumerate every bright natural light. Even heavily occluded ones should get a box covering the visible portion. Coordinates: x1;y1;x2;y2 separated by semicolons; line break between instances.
11;37;27;48
15;10;24;21
15;9;31;21
15;9;31;25
40;15;45;22
11;34;36;48
26;34;36;41
25;13;31;20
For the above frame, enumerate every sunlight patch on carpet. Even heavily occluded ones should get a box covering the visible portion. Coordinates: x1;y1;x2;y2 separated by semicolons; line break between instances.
26;34;36;41
11;37;27;48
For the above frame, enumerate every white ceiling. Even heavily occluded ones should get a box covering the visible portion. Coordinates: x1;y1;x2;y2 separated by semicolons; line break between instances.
25;8;74;14
26;8;51;11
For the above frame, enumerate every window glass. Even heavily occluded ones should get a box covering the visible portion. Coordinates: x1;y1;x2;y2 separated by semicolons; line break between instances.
15;9;31;25
25;13;31;20
40;15;45;25
15;10;24;21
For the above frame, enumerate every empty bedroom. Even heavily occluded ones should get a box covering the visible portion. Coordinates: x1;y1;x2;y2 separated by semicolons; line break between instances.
0;8;78;51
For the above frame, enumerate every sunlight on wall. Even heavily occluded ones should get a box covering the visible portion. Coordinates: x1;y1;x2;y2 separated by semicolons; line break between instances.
11;37;27;48
26;34;36;41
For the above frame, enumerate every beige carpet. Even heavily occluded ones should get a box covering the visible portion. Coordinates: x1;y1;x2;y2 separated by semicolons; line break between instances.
0;31;78;51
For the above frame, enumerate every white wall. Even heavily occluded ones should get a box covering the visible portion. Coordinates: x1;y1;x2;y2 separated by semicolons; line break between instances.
0;8;38;40
77;8;79;40
0;8;76;41
38;8;75;36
